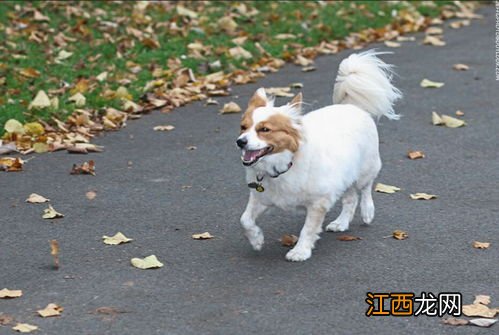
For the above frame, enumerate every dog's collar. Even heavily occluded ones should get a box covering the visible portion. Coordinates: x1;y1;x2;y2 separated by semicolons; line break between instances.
247;161;293;192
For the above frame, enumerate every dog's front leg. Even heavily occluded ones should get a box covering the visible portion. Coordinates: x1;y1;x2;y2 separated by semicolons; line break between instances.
240;193;268;251
286;203;328;262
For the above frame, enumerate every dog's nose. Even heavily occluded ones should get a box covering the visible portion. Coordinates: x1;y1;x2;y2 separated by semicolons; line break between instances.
236;137;248;149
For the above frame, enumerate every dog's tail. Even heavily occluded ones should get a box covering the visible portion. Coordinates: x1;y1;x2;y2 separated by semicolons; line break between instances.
333;50;401;120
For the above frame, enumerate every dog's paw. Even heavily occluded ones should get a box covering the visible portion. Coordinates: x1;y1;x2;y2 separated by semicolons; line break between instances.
326;219;349;232
361;204;375;224
246;227;264;251
285;247;312;262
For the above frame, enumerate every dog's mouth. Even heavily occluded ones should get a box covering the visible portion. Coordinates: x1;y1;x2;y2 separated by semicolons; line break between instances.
241;146;273;166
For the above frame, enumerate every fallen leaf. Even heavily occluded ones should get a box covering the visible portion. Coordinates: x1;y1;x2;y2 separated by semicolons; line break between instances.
453;63;469;71
441;115;466;128
265;87;294;97
462;303;496;318
469;318;498;328
12;323;38;333
29;90;51;110
186;145;197;150
131;255;164;269
153;125;175;131
85;191;96;200
472;241;490;249
37;303;63;317
393;230;408;240
432;111;444;125
455;110;465;116
26;193;50;203
0;288;23;298
295;55;314;66
280;234;298;247
0;142;17;154
103;232;133;245
229;46;252;60
176;5;198;19
43;205;64;219
191;232;214;240
205;98;219;106
68;93;86;107
4;119;25;134
33;143;49;153
0;314;14;325
19;68;41;78
0;157;24;172
450;20;470;29
423;35;446;46
50;240;59;269
384;40;401;48
425;27;444;35
55;50;73;63
407;150;425;160
442;317;469;326
290;82;303;88
70;160;95;175
302;65;316;72
275;33;296;40
375;183;401;194
218;16;238;33
474;295;491;305
96;71;108;82
410;193;437;200
420;78;445;88
220;102;242;114
337;235;362;241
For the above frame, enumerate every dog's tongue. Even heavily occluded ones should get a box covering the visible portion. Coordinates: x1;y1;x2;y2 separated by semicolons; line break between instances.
244;150;262;162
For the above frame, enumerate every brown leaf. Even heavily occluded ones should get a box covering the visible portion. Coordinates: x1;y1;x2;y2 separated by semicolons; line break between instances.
442;317;469;326
423;35;446;46
455;110;465;116
191;232;214;240
220;102;242;114
393;230;408;240
407;150;425;160
280;234;298;247
141;37;160;49
0;157;24;172
70;160;95;175
37;303;63;317
337;235;362;241
0;314;14;325
0;288;23;299
472;241;490;249
19;68;40;78
462;303;496;318
50;240;59;269
453;63;469;71
473;295;491;305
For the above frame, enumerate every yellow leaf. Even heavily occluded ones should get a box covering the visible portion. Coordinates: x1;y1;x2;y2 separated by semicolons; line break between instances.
191;232;214;240
55;50;73;63
407;150;425;159
265;87;294;97
12;323;38;333
24;122;45;136
131;255;164;269
229;46;252;60
410;193;437;200
68;93;86;107
473;295;491;305
26;193;50;203
218;16;238;33
4;119;25;134
441;115;466;128
220;102;242;114
115;86;132;100
275;33;296;40
453;63;469;71
29;90;51;110
393;230;408;240
384;40;401;48
425;27;443;35
153;125;175;131
295;55;314;66
176;5;198;19
462;303;496;318
432;111;444;125
0;288;23;298
33;142;49;153
42;205;64;219
19;68;40;78
420;78;444;88
37;303;63;317
96;71;108;82
102;232;133;245
472;241;490;249
423;35;446;46
375;183;401;194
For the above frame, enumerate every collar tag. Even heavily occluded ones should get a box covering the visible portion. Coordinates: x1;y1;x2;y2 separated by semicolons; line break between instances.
248;182;265;192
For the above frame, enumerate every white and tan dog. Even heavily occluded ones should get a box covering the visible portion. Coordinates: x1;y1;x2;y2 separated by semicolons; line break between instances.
236;50;401;261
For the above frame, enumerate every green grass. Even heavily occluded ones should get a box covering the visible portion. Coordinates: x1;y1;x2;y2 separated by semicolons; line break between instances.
0;1;455;135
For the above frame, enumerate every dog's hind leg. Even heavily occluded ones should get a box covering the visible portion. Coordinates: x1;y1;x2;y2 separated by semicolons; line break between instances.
240;193;268;251
325;187;358;232
286;201;328;262
360;180;375;224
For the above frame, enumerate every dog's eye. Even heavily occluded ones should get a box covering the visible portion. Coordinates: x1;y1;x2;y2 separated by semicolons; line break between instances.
259;127;271;132
240;125;247;131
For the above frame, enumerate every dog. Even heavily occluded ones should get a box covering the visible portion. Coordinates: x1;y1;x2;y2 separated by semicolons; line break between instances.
236;50;401;261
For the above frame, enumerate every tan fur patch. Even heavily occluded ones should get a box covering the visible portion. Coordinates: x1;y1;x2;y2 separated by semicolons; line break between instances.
240;91;266;133
256;114;301;153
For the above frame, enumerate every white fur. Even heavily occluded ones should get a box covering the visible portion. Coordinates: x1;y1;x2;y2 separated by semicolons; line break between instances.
239;50;401;261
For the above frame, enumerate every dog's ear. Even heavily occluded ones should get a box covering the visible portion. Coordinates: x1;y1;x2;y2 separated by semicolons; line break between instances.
247;88;268;111
289;92;303;114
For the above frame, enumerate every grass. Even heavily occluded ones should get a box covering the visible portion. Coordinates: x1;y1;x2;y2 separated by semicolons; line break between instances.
0;1;455;135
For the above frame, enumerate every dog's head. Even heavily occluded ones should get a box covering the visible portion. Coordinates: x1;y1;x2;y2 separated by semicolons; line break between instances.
237;88;302;166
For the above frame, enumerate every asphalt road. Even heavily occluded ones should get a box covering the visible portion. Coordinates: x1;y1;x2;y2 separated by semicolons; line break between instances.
1;6;498;335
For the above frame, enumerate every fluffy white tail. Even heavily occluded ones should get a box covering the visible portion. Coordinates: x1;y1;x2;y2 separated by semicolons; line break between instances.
333;50;401;120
